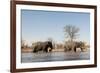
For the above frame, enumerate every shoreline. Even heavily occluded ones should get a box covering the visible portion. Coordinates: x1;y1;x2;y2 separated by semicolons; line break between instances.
21;48;89;53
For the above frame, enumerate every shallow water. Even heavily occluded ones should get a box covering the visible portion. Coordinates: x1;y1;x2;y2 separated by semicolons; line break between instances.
21;51;90;63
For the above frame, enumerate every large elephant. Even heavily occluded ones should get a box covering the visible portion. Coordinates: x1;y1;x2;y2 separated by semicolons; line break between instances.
73;41;86;52
64;41;86;52
33;41;53;53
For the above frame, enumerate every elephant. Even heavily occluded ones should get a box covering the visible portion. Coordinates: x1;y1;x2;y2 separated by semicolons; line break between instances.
73;41;86;52
64;41;86;52
33;41;53;53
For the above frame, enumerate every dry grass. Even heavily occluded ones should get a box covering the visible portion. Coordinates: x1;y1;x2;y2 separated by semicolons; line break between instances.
21;48;33;53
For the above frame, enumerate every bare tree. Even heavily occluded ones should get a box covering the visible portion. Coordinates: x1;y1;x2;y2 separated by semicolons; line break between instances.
64;25;79;42
64;25;80;50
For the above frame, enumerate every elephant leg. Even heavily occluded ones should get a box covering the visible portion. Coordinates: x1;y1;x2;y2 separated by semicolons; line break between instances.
44;46;50;53
43;48;48;53
33;49;37;53
81;48;84;52
33;46;39;53
45;49;48;52
69;48;71;51
74;47;77;52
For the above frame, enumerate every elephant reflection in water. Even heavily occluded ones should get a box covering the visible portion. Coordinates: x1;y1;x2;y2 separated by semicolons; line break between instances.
33;41;53;53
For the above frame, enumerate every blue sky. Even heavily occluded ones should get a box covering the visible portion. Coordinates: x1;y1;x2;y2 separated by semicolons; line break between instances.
21;9;90;45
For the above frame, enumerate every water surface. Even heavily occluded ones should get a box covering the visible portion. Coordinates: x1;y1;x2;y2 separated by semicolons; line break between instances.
21;51;90;63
